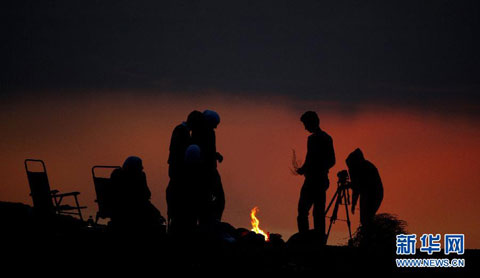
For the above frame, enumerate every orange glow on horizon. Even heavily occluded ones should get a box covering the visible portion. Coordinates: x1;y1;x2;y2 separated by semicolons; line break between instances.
1;91;479;248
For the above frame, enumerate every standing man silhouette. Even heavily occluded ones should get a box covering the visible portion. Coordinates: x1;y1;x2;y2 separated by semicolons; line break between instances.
296;111;335;243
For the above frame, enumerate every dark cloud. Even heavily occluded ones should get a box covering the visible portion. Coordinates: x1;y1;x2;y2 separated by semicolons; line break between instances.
2;0;479;110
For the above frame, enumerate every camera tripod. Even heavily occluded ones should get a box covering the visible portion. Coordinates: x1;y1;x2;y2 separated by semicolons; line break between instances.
325;170;353;244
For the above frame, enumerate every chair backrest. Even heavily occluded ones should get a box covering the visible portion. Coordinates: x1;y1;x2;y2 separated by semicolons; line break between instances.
92;166;120;219
25;159;55;215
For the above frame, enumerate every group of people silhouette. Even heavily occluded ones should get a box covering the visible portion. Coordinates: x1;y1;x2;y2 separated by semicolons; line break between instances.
107;110;225;235
166;110;225;235
107;110;383;243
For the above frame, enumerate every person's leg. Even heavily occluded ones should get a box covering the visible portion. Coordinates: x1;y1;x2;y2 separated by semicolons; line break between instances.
360;194;375;227
297;181;314;233
313;176;328;243
166;179;178;223
313;189;326;243
212;170;225;221
361;190;383;239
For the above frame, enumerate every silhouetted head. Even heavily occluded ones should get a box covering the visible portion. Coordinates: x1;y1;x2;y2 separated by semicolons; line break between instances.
346;148;365;169
185;144;202;164
186;110;204;131
123;156;143;173
300;111;320;133
203;110;220;129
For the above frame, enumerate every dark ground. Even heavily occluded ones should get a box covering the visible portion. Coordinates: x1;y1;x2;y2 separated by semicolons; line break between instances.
0;201;478;275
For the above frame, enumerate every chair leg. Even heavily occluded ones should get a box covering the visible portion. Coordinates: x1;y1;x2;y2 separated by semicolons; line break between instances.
74;195;83;221
52;195;60;215
57;195;65;215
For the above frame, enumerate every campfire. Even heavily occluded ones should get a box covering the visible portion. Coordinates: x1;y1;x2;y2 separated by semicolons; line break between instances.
250;206;269;241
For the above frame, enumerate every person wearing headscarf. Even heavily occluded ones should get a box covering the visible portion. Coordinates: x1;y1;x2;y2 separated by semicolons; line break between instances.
111;156;164;231
192;110;225;224
346;148;384;227
166;111;204;230
169;144;209;234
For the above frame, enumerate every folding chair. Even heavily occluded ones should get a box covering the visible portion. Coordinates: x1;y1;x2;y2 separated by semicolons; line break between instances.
25;159;86;221
92;165;120;224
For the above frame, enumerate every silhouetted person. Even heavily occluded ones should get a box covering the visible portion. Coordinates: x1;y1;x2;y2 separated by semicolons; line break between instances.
192;110;225;224
346;148;383;227
166;111;204;229
110;156;165;231
296;111;335;243
168;144;208;235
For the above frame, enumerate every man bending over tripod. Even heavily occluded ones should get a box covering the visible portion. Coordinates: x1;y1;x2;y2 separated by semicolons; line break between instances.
296;111;335;243
346;148;384;228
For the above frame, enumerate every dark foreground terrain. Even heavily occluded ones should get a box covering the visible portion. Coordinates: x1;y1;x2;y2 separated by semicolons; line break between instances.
0;201;478;275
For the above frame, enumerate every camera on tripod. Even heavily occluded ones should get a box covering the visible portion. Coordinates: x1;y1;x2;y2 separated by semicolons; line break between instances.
325;170;353;244
336;170;351;190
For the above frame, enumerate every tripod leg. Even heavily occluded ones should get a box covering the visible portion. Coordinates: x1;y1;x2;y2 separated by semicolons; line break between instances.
325;190;338;216
325;192;342;244
343;190;352;241
326;219;334;244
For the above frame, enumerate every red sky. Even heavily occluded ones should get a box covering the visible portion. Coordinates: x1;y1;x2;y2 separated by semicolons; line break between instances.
1;91;479;248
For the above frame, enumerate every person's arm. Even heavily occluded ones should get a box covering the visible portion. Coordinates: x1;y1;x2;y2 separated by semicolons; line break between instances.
318;135;335;171
351;185;359;214
325;136;335;170
349;169;359;214
297;136;313;175
214;129;223;163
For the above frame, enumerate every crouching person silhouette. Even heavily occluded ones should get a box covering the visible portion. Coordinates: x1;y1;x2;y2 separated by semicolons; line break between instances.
296;111;335;244
346;148;384;228
110;156;165;233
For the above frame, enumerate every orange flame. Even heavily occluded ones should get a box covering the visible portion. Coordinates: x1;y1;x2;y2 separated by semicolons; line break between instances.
250;206;269;241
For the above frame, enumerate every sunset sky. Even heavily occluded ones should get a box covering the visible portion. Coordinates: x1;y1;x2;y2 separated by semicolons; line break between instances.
1;1;479;247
